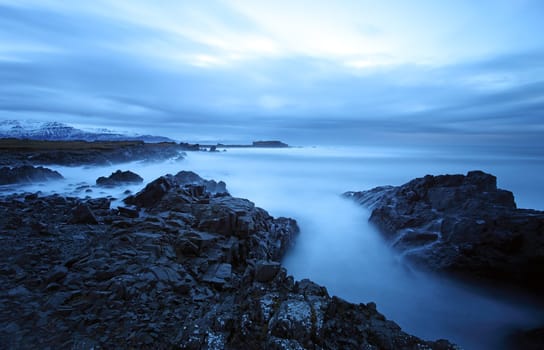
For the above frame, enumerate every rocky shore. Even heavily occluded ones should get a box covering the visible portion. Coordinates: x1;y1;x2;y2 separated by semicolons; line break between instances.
0;139;185;166
0;171;456;349
345;170;544;295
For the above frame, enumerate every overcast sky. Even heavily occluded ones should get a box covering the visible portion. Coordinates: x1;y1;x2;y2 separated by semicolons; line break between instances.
0;0;543;146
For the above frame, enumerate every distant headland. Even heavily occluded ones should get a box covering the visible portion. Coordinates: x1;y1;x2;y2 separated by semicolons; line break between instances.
181;140;289;151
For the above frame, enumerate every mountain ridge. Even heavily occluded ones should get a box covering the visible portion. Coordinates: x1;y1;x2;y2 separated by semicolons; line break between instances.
0;120;173;143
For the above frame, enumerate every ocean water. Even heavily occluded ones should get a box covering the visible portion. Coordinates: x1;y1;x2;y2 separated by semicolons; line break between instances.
4;145;544;349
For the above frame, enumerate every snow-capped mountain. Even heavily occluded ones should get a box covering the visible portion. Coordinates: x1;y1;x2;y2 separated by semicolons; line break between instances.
0;120;173;143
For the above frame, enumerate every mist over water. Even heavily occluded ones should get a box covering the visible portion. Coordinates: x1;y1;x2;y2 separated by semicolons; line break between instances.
181;146;544;349
4;145;544;349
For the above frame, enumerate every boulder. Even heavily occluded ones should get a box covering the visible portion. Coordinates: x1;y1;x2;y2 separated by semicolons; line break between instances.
174;170;227;194
345;170;544;294
96;170;143;186
254;261;281;282
124;176;172;208
124;171;228;209
69;203;99;224
0;165;63;185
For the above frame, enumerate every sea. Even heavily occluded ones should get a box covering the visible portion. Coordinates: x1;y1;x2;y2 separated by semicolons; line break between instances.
4;144;544;349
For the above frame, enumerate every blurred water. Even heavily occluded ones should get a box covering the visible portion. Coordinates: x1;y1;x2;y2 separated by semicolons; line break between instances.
181;147;544;350
3;145;544;349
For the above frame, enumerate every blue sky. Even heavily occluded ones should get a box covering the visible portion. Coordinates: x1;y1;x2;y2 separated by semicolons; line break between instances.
0;0;543;145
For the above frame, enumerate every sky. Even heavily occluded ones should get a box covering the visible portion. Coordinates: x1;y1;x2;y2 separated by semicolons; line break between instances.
0;0;543;146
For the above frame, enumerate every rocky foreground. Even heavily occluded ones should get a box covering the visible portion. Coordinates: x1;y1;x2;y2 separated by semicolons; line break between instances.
0;171;456;349
345;170;544;295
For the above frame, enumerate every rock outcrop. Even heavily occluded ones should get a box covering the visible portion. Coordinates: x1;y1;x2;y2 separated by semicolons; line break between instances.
0;173;456;349
252;140;289;148
345;170;544;294
96;170;144;186
173;170;228;194
0;165;63;185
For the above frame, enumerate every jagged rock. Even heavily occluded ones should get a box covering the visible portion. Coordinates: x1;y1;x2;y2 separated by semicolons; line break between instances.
0;173;457;349
124;176;172;208
69;203;99;224
254;260;281;282
96;170;143;186
268;296;313;347
0;165;63;185
345;170;544;294
174;170;227;194
202;263;232;287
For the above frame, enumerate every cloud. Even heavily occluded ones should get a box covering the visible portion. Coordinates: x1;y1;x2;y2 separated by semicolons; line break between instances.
0;1;543;147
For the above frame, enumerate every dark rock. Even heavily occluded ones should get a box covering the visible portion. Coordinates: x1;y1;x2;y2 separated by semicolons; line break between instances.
507;327;544;350
124;176;172;208
0;165;63;185
70;203;99;224
86;197;111;210
254;260;281;282
96;170;143;187
46;266;68;283
202;263;232;287
295;279;329;297
268;296;313;347
345;170;544;295
0;173;457;349
117;206;139;218
179;142;201;151
252;140;289;148
173;170;227;194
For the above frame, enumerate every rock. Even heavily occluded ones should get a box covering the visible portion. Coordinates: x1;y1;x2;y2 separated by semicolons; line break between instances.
0;173;457;349
69;203;99;224
252;140;288;148
254;261;281;282
96;170;143;186
202;263;232;287
0;165;63;185
179;142;201;151
268;297;313;347
46;266;68;283
117;206;139;218
173;170;227;194
124;176;172;208
345;170;544;295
